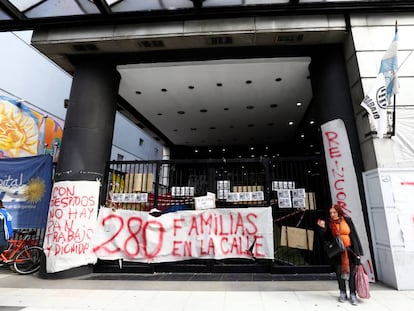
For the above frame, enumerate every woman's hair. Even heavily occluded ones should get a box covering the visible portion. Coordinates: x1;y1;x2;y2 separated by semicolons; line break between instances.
330;203;345;217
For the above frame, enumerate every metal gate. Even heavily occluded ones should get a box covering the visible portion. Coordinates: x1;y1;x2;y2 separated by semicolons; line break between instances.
98;156;332;274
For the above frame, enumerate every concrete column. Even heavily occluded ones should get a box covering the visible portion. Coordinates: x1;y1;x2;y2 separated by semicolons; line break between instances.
40;60;120;279
309;45;375;274
55;60;120;182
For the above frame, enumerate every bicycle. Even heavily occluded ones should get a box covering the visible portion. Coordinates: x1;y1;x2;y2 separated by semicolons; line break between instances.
0;229;43;275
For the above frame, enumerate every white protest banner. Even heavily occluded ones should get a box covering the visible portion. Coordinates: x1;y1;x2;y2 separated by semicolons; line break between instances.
321;119;375;281
43;180;100;273
92;207;274;262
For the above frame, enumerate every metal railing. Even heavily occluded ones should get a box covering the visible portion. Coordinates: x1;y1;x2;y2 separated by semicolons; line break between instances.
101;156;332;273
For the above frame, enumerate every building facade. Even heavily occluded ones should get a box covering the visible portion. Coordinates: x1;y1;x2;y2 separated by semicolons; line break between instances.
1;1;414;289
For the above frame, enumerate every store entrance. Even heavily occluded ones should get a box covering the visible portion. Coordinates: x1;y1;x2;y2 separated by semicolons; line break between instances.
96;155;332;274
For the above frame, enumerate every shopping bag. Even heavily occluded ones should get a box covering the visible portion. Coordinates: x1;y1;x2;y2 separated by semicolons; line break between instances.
324;237;345;258
355;265;371;299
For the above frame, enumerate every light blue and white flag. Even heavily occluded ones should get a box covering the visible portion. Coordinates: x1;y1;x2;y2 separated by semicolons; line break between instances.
379;31;399;104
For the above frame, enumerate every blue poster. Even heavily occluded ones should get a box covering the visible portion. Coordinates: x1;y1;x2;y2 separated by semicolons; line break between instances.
0;155;53;229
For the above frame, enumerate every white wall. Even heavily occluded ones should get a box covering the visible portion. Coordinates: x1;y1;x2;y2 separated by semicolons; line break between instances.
351;14;414;168
351;14;414;290
0;31;70;120
0;30;163;162
111;113;163;161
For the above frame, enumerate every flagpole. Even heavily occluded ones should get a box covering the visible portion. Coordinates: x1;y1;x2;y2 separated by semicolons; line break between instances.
391;21;398;137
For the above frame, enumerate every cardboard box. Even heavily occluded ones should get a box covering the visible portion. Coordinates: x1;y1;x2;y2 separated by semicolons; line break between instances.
280;226;314;250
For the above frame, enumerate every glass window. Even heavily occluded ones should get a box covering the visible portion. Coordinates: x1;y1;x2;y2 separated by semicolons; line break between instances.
25;0;100;18
8;0;44;12
300;0;384;2
0;9;12;20
204;0;289;7
111;0;193;13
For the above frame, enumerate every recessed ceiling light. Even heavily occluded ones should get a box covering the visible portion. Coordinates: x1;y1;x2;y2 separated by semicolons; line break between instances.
250;147;254;150
135;91;142;94
300;133;305;138
157;113;162;116
246;105;254;110
188;85;195;89
224;107;229;111
177;111;185;115
270;104;278;108
296;102;302;107
208;149;212;153
222;148;226;152
194;149;199;153
245;80;252;84
173;129;178;132
209;126;216;130
275;78;282;82
216;83;223;87
161;88;167;92
200;109;208;113
288;121;294;126
309;120;315;125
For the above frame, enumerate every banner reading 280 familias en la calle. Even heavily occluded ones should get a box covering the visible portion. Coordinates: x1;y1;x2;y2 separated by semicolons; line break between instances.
92;207;274;263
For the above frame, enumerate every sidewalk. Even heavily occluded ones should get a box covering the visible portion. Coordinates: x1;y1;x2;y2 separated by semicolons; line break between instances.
0;269;412;311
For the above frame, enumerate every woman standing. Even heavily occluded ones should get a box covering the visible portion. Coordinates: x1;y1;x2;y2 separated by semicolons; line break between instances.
317;204;363;305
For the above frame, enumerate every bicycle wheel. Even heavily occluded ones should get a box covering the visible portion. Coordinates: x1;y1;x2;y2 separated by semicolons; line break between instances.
13;246;43;275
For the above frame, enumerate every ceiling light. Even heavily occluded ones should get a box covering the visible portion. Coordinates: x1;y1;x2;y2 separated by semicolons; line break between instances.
157;113;162;116
194;149;199;153
246;105;254;110
222;148;226;152
224;107;229;111
250;147;254;150
161;88;167;92
270;104;278;108
288;121;294;126
177;111;185;115
200;109;208;113
188;85;195;89
300;134;305;138
245;80;252;84
135;91;141;94
296;102;302;107
275;78;282;82
209;126;216;130
216;83;223;87
309;120;315;125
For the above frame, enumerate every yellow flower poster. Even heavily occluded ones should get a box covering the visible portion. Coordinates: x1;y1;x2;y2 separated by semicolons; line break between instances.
0;94;64;161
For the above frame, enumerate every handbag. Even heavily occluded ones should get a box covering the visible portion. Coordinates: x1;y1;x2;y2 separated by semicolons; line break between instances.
324;236;345;258
355;265;371;299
